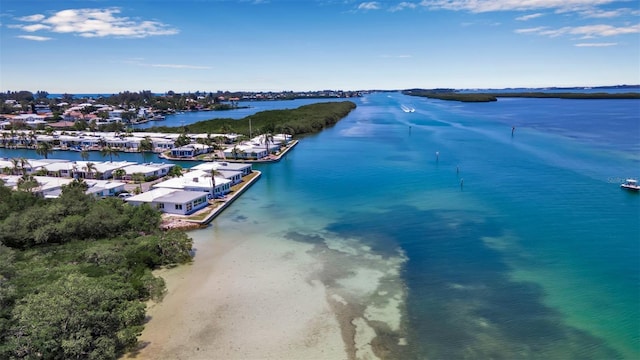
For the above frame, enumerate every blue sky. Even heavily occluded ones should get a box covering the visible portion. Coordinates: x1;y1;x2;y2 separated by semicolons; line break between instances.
1;0;639;93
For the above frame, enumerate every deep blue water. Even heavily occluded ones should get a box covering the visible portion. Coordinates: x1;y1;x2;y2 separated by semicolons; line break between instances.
4;92;639;359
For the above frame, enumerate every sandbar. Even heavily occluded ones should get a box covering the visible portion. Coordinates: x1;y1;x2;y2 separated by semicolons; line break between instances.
125;228;348;360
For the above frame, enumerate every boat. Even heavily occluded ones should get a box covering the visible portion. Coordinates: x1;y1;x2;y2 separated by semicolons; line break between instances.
400;104;415;113
620;178;640;191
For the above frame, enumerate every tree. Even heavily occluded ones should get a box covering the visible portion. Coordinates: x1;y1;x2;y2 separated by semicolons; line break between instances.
208;167;222;199
167;165;183;178
174;133;191;148
80;149;90;162
220;123;233;134
35;141;54;159
139;136;153;163
113;168;126;180
231;145;240;160
101;146;119;163
1;132;10;147
6;274;145;359
28;131;37;148
84;162;97;179
261;130;274;156
11;157;30;175
17;174;39;193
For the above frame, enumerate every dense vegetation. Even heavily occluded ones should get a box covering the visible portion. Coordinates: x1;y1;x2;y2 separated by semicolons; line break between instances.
0;179;193;359
403;89;640;102
145;101;357;136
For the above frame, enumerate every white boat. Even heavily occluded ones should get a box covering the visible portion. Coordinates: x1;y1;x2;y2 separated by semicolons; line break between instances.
400;104;415;113
620;179;640;191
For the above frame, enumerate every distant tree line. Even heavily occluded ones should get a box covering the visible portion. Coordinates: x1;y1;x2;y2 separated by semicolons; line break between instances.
145;101;357;137
402;89;640;102
0;179;193;359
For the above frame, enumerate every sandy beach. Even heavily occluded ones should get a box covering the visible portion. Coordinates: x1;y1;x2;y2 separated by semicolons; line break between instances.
125;225;407;360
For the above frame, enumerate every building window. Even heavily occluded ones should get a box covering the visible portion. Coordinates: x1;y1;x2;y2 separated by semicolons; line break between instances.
187;203;192;212
175;204;183;210
157;203;165;209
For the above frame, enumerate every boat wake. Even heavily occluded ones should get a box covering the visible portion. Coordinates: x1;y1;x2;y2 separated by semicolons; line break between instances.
400;104;415;113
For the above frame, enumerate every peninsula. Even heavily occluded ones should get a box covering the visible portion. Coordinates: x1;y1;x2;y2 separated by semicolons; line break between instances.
402;87;640;102
0;100;358;360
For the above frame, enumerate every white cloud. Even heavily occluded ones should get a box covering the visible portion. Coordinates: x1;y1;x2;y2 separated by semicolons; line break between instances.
12;7;178;38
150;64;212;70
390;2;418;12
574;42;617;47
516;13;543;21
517;23;640;38
419;0;618;13
18;14;45;22
358;2;381;10
17;35;52;41
21;24;51;32
579;8;632;18
515;26;547;34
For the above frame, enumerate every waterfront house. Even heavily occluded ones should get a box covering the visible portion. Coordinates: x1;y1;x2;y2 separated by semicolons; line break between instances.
0;174;125;199
84;179;127;198
125;188;209;215
152;169;231;197
223;144;268;160
170;144;212;158
74;161;137;180
40;161;77;177
191;161;252;182
150;137;175;152
120;162;174;180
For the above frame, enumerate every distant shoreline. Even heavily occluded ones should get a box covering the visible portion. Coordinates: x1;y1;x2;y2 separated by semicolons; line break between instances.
403;90;640;102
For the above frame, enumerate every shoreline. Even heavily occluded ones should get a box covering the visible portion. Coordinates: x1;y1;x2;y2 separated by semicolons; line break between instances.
123;225;409;360
123;229;351;360
158;139;299;163
159;170;262;230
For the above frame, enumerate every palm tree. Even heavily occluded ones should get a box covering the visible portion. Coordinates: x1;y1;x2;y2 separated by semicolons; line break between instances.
208;167;222;199
17;173;39;193
9;129;16;148
10;158;21;175
113;168;126;180
139;136;153;163
35;141;54;159
100;145;119;162
83;162;97;179
18;132;27;148
28;131;37;148
80;149;90;162
261;131;274;156
1;132;10;147
18;158;30;175
167;165;184;178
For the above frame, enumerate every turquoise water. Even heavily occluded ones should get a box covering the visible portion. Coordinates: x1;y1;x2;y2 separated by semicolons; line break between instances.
4;92;639;358
217;93;640;359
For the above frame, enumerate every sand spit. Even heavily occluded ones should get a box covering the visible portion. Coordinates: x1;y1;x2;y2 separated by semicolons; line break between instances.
125;227;408;360
126;229;347;360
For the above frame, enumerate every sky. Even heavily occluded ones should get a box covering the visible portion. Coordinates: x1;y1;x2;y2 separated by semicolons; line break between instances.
0;0;639;93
